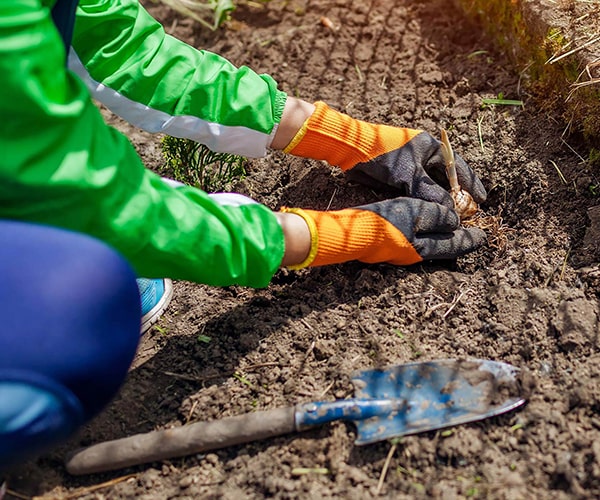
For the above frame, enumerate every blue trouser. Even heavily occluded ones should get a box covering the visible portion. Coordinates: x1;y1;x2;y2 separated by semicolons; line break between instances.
0;221;141;470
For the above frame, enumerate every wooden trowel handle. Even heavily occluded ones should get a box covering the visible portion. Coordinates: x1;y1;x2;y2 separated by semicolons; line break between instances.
65;406;296;475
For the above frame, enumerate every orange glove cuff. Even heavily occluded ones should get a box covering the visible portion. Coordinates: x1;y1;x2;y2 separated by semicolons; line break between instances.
283;207;423;268
284;102;422;170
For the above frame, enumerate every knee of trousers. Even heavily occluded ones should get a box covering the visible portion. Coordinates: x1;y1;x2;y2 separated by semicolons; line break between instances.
0;221;142;467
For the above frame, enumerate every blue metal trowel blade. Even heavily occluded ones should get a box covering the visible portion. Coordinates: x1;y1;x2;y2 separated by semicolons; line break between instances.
350;358;526;444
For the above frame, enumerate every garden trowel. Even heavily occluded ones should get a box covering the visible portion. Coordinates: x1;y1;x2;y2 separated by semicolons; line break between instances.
66;358;527;475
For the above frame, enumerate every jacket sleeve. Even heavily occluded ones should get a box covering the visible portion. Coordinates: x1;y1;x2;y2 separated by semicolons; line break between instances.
0;0;285;288
70;0;288;158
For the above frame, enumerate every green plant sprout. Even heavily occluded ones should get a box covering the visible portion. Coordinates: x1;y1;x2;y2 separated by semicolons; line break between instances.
466;487;479;497
482;92;524;107
161;135;247;193
467;50;489;59
396;465;412;475
156;0;235;30
233;371;255;390
154;324;169;335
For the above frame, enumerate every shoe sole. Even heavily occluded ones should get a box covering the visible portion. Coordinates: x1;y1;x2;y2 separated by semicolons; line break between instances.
140;278;174;335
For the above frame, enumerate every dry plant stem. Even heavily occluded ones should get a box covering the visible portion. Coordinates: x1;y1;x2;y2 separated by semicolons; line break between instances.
30;474;137;500
376;442;398;495
440;129;479;219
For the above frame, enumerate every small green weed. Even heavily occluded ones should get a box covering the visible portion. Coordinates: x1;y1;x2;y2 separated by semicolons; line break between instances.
466;487;479;497
233;371;255;390
154;324;169;335
393;329;405;339
481;92;524;107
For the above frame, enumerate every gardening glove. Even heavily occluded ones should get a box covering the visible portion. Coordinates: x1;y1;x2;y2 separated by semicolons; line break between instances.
284;102;487;208
281;197;486;268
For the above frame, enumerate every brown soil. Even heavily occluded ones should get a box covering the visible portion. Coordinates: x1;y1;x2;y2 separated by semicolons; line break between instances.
5;0;600;498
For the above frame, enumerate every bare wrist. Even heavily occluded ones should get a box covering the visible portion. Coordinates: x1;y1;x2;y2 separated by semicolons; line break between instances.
274;212;312;267
271;97;315;150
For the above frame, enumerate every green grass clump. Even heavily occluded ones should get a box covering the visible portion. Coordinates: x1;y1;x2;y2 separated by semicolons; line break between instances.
455;0;600;146
160;136;247;193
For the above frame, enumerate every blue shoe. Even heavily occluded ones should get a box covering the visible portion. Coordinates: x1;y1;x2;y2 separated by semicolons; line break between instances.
137;278;173;335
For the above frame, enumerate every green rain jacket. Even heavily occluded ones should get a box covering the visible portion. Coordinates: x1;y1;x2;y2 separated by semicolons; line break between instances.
0;0;287;287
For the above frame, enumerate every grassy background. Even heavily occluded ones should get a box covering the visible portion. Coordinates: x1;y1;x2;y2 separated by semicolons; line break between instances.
455;0;600;151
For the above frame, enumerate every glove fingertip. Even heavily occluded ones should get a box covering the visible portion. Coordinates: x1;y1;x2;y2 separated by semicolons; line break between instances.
454;154;487;204
465;227;488;250
471;181;488;204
